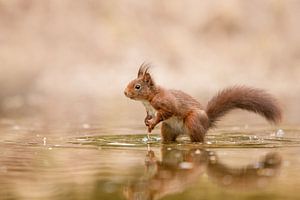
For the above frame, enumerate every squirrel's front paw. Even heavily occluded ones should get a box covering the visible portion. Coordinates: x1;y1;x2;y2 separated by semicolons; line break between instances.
147;119;156;132
144;115;153;126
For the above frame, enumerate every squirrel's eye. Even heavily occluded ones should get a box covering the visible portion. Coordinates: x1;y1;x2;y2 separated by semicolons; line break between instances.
135;84;141;90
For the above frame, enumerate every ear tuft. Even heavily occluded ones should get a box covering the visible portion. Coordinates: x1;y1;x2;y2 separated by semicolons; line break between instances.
137;62;151;77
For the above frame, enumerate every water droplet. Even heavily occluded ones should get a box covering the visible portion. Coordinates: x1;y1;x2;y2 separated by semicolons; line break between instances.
209;155;217;164
77;138;87;142
82;123;90;129
107;142;135;146
142;137;148;142
195;149;201;154
270;132;276;137
179;162;194;169
48;147;52;150
249;135;258;141
275;129;284;137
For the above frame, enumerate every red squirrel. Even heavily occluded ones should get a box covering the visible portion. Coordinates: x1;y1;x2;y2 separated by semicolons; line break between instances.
124;63;282;142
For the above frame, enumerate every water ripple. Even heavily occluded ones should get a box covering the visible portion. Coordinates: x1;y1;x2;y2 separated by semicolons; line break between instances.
70;129;300;148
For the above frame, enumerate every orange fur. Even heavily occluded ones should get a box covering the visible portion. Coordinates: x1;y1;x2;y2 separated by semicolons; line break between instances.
124;64;282;142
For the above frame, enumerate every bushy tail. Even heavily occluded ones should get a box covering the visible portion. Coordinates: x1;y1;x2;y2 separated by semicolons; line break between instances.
205;86;282;127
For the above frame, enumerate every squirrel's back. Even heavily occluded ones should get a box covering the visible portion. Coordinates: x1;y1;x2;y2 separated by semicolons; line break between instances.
169;89;203;111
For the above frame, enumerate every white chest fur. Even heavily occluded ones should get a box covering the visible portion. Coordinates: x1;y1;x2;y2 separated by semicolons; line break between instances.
141;100;186;134
141;101;157;116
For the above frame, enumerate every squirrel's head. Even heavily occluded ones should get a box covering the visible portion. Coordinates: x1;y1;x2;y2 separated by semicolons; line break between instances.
124;63;156;101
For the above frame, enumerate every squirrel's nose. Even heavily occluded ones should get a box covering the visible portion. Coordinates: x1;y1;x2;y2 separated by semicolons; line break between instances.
124;90;128;96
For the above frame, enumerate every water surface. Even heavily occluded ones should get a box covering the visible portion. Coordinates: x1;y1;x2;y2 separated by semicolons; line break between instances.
1;121;300;200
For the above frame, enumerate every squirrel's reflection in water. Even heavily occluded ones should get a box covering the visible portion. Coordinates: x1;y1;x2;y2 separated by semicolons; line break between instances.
207;151;281;189
123;146;281;200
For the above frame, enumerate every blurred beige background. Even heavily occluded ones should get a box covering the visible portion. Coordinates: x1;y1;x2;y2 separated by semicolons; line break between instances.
0;0;299;127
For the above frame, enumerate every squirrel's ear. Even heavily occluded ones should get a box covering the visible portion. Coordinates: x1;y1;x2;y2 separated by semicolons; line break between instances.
143;73;154;86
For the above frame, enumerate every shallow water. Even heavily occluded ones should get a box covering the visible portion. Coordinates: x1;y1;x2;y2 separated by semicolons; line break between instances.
1;122;300;200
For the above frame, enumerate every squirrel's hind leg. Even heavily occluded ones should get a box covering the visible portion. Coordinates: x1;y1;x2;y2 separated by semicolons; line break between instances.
161;122;180;143
185;111;209;143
